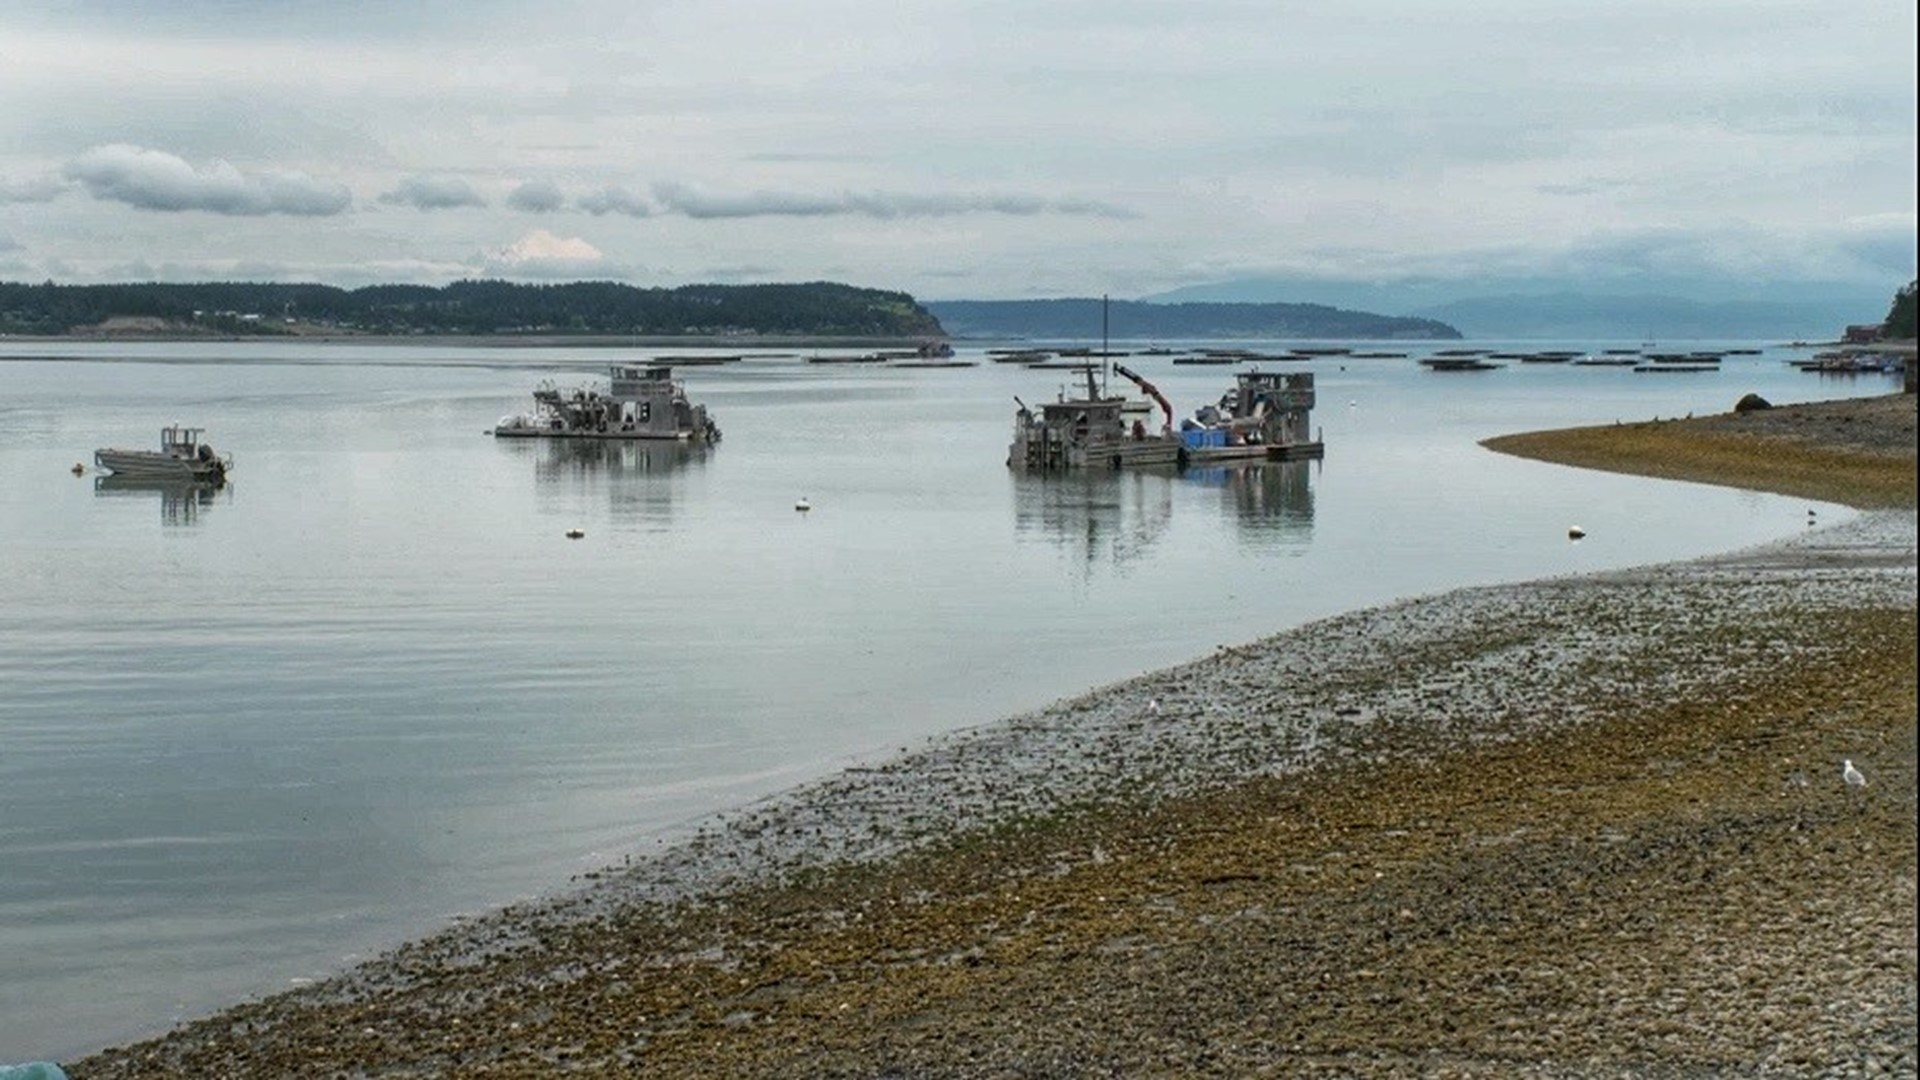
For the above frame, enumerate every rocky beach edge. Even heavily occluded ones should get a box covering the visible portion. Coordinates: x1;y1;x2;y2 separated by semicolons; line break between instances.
73;394;1916;1078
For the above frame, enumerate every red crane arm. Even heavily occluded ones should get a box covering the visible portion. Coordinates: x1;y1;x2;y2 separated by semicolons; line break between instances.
1111;363;1174;432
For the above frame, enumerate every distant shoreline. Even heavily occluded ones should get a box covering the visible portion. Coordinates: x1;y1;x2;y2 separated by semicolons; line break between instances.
0;331;943;349
8;332;1912;349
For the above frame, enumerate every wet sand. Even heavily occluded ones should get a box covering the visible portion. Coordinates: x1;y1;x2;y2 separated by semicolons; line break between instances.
74;395;1916;1078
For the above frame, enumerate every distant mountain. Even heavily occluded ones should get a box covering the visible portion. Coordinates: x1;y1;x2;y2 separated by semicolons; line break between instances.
923;298;1460;340
1404;293;1866;341
1144;276;1891;340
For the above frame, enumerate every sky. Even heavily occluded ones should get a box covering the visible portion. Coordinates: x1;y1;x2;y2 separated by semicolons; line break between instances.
1;0;1914;305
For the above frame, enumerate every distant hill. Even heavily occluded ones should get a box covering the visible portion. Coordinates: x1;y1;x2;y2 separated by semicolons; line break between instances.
1143;276;1890;340
0;279;943;338
1404;293;1866;340
923;298;1460;340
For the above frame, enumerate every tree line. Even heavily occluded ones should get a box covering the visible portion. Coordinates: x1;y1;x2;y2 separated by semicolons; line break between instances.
0;279;945;337
1883;279;1917;339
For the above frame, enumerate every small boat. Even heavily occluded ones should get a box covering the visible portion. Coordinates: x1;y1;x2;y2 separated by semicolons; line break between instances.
492;364;719;442
94;426;232;483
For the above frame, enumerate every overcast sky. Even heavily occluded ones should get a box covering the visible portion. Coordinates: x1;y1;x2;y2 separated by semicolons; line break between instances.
1;0;1913;301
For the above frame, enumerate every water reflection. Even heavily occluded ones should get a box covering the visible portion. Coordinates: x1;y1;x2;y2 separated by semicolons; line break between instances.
511;437;708;480
92;475;226;526
1012;470;1174;570
1014;461;1315;567
1184;460;1316;546
501;438;708;524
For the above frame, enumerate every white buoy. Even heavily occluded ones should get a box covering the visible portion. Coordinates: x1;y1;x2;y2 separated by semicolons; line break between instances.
795;497;811;512
1843;759;1867;789
565;528;585;539
1567;525;1587;540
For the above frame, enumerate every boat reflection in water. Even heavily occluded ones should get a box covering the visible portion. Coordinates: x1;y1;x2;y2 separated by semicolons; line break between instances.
1181;459;1316;547
1012;469;1175;571
498;435;710;527
92;475;227;526
1014;459;1316;570
505;437;710;480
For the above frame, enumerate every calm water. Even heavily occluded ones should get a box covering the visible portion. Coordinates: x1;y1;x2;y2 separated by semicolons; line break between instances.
0;339;1896;1059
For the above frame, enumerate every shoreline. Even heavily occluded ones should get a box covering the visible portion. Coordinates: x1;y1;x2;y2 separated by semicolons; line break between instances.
0;332;943;350
73;398;1916;1076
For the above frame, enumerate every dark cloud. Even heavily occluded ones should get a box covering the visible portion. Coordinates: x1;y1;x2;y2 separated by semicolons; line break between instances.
578;186;652;217
1835;220;1920;277
506;180;565;212
650;182;1133;220
61;144;350;216
378;175;487;211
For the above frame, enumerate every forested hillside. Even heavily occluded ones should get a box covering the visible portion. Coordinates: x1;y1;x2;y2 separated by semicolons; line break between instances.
0;280;943;338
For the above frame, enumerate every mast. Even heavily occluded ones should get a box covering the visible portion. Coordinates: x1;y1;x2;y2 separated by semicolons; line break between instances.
1101;293;1111;394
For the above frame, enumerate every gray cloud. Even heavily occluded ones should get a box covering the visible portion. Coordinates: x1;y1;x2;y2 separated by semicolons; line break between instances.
578;186;652;218
378;175;487;211
1536;178;1630;198
650;182;1133;220
61;144;350;216
506;180;565;212
0;175;66;203
1833;217;1920;278
0;230;20;252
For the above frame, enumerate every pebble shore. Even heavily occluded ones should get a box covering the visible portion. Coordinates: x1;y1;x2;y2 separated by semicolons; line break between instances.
74;395;1917;1078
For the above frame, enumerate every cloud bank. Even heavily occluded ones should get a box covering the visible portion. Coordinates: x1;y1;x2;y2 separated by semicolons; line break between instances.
61;144;350;216
649;182;1133;221
506;180;564;212
378;175;487;211
0;174;65;204
578;186;652;218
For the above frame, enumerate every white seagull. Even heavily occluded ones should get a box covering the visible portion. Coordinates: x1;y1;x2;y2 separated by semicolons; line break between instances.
1843;759;1867;789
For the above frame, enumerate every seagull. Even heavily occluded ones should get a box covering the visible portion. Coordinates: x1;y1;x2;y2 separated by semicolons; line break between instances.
1146;698;1160;715
1843;759;1867;789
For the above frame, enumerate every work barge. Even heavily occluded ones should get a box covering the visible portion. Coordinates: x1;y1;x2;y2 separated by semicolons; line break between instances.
1009;364;1323;470
492;364;720;442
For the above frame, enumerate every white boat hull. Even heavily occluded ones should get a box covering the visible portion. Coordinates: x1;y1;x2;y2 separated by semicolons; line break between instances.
93;449;227;481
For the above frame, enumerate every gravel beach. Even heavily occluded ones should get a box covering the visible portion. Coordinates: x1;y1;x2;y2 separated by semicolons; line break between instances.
73;393;1917;1078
